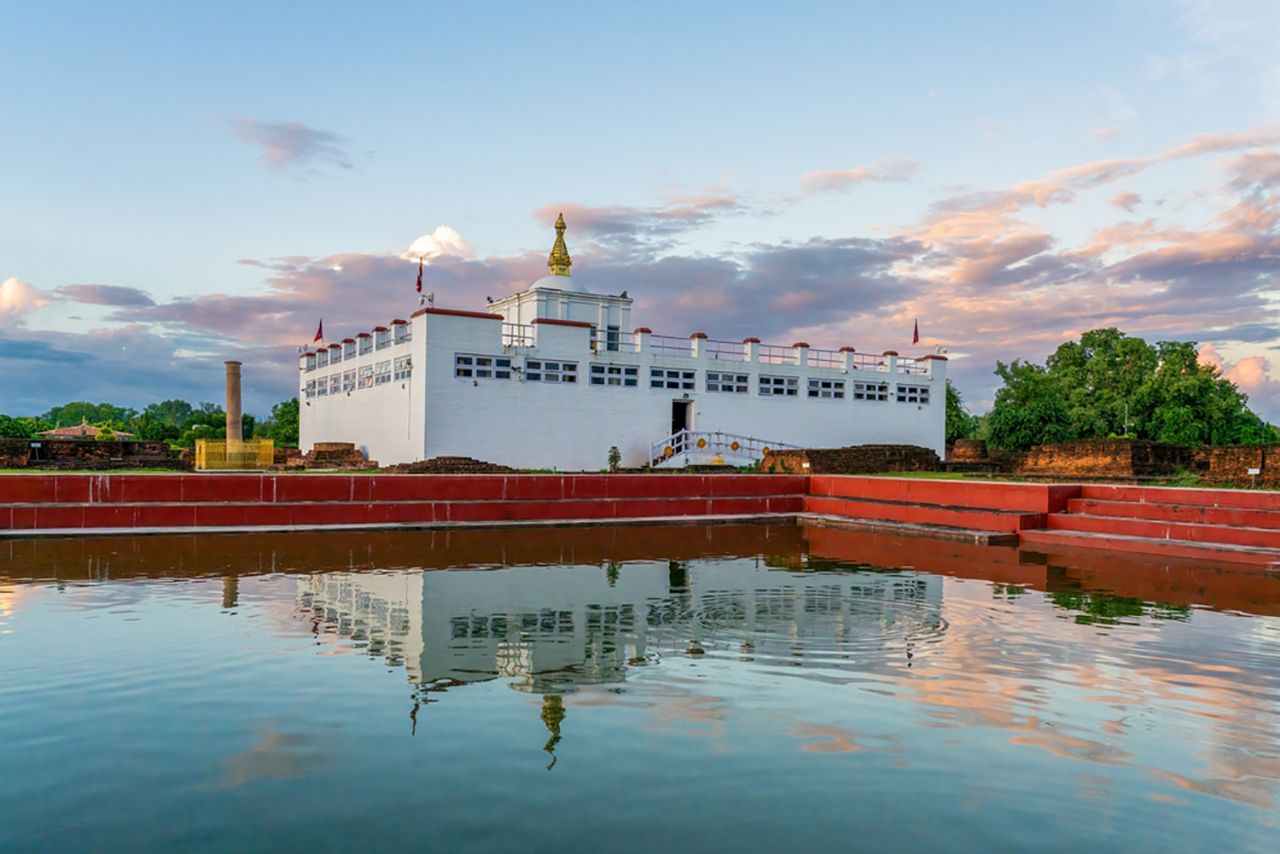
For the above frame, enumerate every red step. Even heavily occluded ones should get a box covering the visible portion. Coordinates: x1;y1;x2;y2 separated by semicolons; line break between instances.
1047;513;1280;550
1068;498;1280;529
0;494;807;531
1079;484;1280;511
1020;529;1280;568
809;476;1077;513
0;473;811;506
804;495;1045;533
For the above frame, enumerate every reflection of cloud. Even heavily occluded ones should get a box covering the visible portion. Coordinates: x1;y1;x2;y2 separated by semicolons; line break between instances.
221;721;330;788
795;723;861;753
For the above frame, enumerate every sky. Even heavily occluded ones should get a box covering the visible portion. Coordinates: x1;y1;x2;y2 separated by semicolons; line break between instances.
2;0;1279;421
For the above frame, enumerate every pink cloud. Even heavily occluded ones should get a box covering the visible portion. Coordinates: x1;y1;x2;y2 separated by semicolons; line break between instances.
800;158;919;194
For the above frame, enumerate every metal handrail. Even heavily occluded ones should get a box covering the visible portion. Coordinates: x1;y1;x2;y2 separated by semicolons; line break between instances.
502;323;535;348
806;348;843;369
589;328;638;352
649;334;691;356
649;429;800;467
757;344;795;365
705;339;748;361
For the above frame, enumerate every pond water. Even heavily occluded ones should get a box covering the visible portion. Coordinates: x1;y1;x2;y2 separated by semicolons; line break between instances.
2;524;1279;852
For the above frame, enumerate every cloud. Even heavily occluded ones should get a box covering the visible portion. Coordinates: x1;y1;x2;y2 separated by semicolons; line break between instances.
1200;343;1280;416
0;277;50;317
1109;191;1143;212
800;158;919;194
535;191;752;257
9;125;1280;424
226;118;354;173
401;225;474;262
54;284;156;307
1091;124;1130;141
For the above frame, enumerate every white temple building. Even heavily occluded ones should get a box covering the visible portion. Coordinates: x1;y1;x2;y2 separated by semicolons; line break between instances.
298;214;947;470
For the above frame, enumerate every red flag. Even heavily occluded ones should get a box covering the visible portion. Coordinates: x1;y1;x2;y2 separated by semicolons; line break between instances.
313;319;323;343
415;257;423;294
912;318;919;345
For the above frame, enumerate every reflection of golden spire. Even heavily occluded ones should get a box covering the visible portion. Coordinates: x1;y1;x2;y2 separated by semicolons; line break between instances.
547;212;572;276
541;694;565;770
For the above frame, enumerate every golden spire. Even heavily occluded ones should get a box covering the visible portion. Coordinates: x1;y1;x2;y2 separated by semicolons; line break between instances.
547;212;572;276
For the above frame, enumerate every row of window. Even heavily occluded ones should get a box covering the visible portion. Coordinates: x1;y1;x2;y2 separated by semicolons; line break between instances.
303;358;412;398
453;354;930;403
307;329;412;371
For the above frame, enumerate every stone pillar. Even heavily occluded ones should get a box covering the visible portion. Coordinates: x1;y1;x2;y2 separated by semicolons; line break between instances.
793;342;810;367
225;360;243;443
634;327;651;354
744;337;760;363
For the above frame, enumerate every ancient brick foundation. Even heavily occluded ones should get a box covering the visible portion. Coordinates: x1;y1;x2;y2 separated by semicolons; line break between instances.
383;456;516;474
762;444;941;475
303;442;377;470
0;439;185;470
947;439;988;462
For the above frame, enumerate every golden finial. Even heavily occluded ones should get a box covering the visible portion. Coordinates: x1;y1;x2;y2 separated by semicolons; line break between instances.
548;212;572;276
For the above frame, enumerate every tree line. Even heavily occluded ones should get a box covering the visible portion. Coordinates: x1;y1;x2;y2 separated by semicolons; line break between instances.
947;328;1280;450
0;398;300;448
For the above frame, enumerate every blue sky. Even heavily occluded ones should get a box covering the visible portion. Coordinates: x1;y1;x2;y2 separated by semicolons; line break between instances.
3;0;1279;419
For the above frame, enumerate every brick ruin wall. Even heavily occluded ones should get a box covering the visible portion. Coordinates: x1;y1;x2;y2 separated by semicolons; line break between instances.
0;439;186;470
1205;445;1280;488
1010;440;1202;479
945;438;1280;487
762;444;941;475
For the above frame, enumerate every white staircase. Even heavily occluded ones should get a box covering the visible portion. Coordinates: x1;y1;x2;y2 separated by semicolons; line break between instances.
648;430;798;469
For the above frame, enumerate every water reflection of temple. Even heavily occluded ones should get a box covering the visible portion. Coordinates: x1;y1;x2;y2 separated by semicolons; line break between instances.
295;558;945;698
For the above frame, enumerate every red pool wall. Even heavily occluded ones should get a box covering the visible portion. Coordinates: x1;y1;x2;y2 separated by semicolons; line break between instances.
0;473;808;531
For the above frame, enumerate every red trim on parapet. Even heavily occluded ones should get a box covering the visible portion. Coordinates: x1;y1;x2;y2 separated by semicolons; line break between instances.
342;338;355;344
373;326;389;332
532;318;594;328
391;319;407;325
743;337;761;344
792;342;810;348
411;307;503;321
634;327;652;334
356;332;371;338
882;350;899;356
839;346;856;353
690;332;708;339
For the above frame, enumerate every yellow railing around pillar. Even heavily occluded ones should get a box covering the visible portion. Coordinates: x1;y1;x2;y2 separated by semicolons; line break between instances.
194;439;275;471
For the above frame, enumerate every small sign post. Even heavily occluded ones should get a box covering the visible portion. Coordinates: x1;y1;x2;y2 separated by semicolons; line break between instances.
1248;466;1261;488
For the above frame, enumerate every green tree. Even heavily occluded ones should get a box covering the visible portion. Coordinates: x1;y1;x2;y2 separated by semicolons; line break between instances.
1132;341;1272;445
945;380;979;443
256;397;299;447
43;401;137;429
985;328;1275;448
986;360;1074;450
0;415;34;438
1045;328;1155;438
